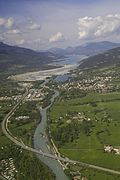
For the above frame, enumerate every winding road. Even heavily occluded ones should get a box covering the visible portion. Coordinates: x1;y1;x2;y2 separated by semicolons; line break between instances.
2;87;120;178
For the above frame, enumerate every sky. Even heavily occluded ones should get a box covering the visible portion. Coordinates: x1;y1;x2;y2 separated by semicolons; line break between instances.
0;0;120;50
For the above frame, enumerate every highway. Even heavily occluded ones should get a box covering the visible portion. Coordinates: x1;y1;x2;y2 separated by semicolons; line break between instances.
1;88;120;177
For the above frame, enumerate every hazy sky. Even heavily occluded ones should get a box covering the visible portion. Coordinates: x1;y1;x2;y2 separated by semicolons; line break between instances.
0;0;120;50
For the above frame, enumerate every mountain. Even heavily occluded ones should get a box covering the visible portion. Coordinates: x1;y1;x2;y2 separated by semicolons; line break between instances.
1;41;120;75
48;47;65;55
0;42;60;74
79;46;120;70
49;41;120;56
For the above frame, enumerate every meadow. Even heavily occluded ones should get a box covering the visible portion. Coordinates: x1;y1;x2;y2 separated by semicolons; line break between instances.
49;90;120;171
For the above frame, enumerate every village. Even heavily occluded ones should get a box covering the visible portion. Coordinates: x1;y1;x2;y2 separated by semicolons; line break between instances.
58;69;120;93
1;157;17;180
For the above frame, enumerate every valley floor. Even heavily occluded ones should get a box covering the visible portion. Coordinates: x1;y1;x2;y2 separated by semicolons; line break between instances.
48;65;120;179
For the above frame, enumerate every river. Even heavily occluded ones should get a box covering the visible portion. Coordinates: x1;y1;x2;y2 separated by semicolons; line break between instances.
33;55;87;179
33;87;68;180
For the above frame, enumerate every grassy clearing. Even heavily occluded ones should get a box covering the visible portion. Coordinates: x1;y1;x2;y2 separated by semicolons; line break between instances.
49;91;120;172
66;164;120;180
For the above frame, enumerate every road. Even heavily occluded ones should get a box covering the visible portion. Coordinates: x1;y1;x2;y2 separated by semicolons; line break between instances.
1;88;120;177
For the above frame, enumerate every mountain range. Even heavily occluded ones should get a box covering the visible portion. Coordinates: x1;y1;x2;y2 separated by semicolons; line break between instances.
0;42;60;74
0;41;120;74
49;41;120;56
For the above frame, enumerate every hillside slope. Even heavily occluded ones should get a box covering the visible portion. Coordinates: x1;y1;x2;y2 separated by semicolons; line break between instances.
79;47;120;69
0;42;59;73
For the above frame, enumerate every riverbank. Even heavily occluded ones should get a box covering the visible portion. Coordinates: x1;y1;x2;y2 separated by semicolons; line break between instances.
33;89;68;180
8;64;76;82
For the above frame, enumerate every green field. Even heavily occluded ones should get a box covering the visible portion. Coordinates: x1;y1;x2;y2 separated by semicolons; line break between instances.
49;65;120;179
8;101;39;146
66;164;120;180
50;91;120;169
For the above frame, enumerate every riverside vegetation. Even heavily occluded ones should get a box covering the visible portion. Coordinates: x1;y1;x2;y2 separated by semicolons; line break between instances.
0;76;55;180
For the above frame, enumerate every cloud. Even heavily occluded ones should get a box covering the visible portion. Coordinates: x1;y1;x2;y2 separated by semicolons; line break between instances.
0;17;14;29
7;29;20;34
26;38;41;45
16;39;25;45
29;23;41;30
49;32;65;42
5;18;14;28
77;14;120;40
0;35;4;41
0;18;6;26
33;38;41;43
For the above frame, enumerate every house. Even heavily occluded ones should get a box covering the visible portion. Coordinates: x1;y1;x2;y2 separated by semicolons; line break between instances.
104;145;113;152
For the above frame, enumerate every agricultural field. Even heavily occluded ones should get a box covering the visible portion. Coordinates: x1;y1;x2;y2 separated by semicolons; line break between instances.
49;65;120;178
65;164;120;180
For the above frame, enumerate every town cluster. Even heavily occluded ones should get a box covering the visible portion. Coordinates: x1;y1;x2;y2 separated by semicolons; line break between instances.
58;69;119;93
1;158;17;180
